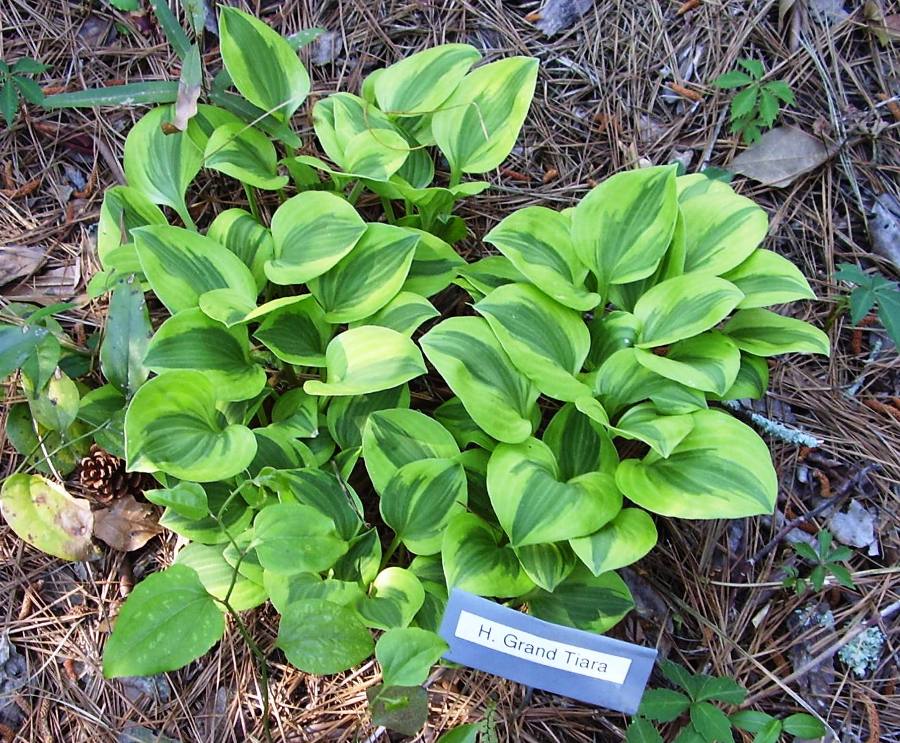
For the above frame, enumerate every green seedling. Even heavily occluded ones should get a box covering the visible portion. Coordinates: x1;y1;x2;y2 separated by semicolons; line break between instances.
835;263;900;349
713;58;794;143
782;530;855;595
0;57;48;126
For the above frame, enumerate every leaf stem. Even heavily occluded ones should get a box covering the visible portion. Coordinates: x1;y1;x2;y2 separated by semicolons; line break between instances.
379;533;402;572
380;197;396;224
244;183;261;222
347;181;364;205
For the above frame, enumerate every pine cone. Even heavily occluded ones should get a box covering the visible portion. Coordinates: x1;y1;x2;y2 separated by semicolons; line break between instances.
78;445;150;503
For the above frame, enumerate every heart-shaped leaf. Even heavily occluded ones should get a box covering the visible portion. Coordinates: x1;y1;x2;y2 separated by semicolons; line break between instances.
528;565;634;633
253;296;332;366
723;309;830;356
253;502;347;574
203;122;288;190
633;332;741;396
442;513;535;597
357;567;425;630
278;598;373;674
514;542;578;592
723;249;815;308
175;543;267;611
570;508;658;575
420;316;539;443
125;370;257;481
376;627;449;688
144;481;208;520
488;438;622;547
260;468;362;541
543;403;618;480
327;386;410;450
351;291;438;336
205;208;273;292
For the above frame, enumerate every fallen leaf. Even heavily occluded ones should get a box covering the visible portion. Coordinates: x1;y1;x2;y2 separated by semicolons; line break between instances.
93;495;162;552
531;0;592;36
730;126;833;187
0;246;45;286
829;499;877;554
118;726;179;743
310;31;343;66
869;192;900;269
809;0;850;25
0;635;27;731
171;45;201;132
7;258;81;303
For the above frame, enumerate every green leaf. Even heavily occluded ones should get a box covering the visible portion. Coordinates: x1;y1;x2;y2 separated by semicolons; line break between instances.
43;81;180;108
357;567;425;630
694;676;747;704
124;106;203;224
781;713;826;738
673;726;707;743
528;565;633;633
738;58;765;78
420;316;539;443
99;279;151;398
11;57;49;74
875;286;900;347
723;309;830;356
690;702;734;743
713;70;753;88
434;396;497;451
264;573;364;615
765;80;794;104
96;186;167;271
376;627;448;687
676;174;768;275
125;370;257;481
828;562;856;589
543;403;618;480
352;291;438;336
381;458;467;555
218;7;310;121
442;512;535;597
729;710;776;734
634;274;744;348
269;388;318;438
253;502;347;574
333;527;382;585
149;0;192;59
757;89;779;128
203;122;289;190
587;311;642;369
572;165;679;290
0;323;49;379
30;371;80;432
484;206;599;310
309;224;419;323
711;352;768;401
159;481;252;545
175;543;267;611
0;83;17;125
12;76;44;105
639;688;692;722
432;56;539;174
633;332;741;396
608;403;694;458
253;296;331;366
752;719;783;743
514;542;578;592
144;481;208;520
570;508;658;575
488;438;622;547
731;86;759;120
374;44;481;115
367;684;429;736
326;386;410;450
362;408;459;493
616;409;777;519
0;474;96;561
103;564;225;677
626;719;664;743
849;287;877;325
722;250;815;308
437;724;482;743
792;541;819;562
403;230;466;297
266;192;367;285
277;599;374;674
134;224;257;315
474;283;592;401
206;208;274;292
303;326;427;397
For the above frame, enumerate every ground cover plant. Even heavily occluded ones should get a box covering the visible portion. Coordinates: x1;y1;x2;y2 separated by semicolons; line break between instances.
0;4;854;740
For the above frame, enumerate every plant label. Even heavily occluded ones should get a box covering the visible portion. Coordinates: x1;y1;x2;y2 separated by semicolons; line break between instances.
439;589;656;713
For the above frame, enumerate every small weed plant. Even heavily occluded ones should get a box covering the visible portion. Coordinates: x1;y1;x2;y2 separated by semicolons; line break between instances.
835;263;900;348
714;58;794;143
782;530;856;595
0;7;828;738
0;57;47;126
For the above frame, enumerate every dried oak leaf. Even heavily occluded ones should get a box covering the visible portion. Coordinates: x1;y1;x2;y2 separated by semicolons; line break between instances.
731;126;834;188
0;246;45;286
93;495;162;552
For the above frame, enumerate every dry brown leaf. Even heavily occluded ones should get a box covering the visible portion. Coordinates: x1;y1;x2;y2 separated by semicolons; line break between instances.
93;495;162;552
0;246;46;286
730;126;833;188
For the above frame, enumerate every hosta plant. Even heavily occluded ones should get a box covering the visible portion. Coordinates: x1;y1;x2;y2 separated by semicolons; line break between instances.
0;6;829;737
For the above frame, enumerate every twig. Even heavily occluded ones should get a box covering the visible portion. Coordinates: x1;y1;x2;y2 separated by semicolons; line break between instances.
721;399;821;447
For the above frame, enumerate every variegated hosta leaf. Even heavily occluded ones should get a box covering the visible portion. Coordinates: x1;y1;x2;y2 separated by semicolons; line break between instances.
356;567;425;630
218;7;310;121
484;206;600;310
253;502;347;574
309;224;419;323
373;44;481;115
474;283;592;401
144;481;208;520
248;427;317;475
333;528;382;585
431;57;539;174
514;542;578;592
202;293;312;329
326;386;411;450
402;230;465;297
723;309;830;356
676;174;768;275
723;249;815;308
313;93;400;169
266;192;367;285
303;326;427;397
592;348;708;416
420;316;539;444
175;543;267;611
528;565;634;634
270;388;318;438
265;573;365;615
123;106;203;225
350;291;438;336
380;458;467;555
710;353;769;401
487;438;622;547
291;127;411;182
570;508;658;576
634;274;744;348
144;309;267;401
434;396;497;451
572;165;679;290
633;332;741;396
616;409;778;519
442;513;535;597
206;208;274;292
362;408;460;493
455;256;526;299
97;186;166;267
134;224;257;314
186;104;246;152
158;481;253;545
608;403;695;459
125;370;257;481
543;403;618;480
586;311;641;370
203;122;288;190
253;296;331;366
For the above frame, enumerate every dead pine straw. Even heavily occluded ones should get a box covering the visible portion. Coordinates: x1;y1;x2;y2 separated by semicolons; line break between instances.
1;0;899;740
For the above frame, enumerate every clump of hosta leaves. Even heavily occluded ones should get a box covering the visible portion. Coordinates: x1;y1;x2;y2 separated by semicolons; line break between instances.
0;6;829;737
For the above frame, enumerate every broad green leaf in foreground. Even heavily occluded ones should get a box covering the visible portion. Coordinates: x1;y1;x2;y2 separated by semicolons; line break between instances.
357;567;425;630
723;249;815;308
528;565;634;634
253;296;331;366
103;564;225;677
175;543;267;611
203;122;289;190
633;332;741;396
570;508;658;575
253;502;347;574
278;598;373;674
723;308;830;356
100;278;152;398
376;627;449;687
